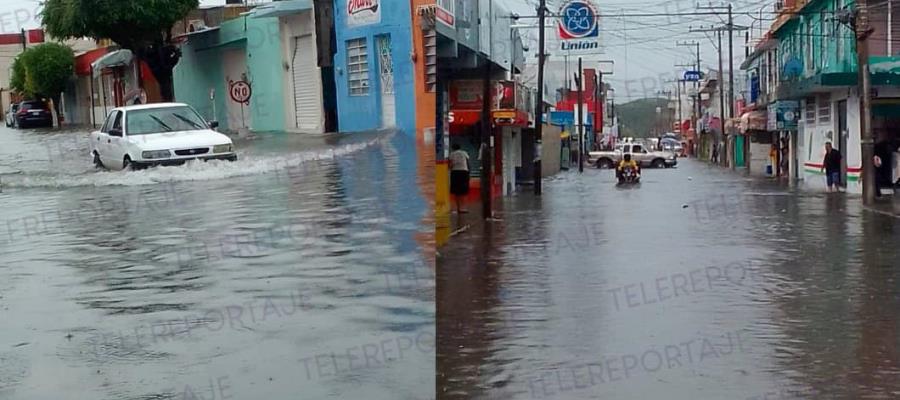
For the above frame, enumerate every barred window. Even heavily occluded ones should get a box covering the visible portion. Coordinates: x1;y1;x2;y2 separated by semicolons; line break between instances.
818;96;831;123
805;98;816;124
347;38;370;96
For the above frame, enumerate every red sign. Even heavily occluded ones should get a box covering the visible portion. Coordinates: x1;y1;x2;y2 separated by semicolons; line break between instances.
230;80;252;104
449;80;483;111
348;0;378;15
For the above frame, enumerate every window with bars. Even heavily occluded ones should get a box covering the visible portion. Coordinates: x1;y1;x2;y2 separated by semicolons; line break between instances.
818;96;831;123
347;38;370;96
805;98;816;124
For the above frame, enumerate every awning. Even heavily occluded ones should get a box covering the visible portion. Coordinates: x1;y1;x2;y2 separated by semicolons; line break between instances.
251;0;313;18
196;37;247;52
740;111;767;132
91;49;133;78
75;47;110;76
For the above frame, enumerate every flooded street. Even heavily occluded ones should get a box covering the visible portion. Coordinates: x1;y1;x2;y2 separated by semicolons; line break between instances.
0;125;434;399
437;159;900;400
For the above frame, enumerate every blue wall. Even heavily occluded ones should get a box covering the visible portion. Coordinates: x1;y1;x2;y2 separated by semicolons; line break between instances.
174;16;286;132
333;0;415;136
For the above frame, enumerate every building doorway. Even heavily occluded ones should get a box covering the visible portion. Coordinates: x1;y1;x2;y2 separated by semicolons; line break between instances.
376;35;396;129
291;34;321;132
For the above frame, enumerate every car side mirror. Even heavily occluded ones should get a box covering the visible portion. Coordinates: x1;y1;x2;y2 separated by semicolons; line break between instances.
109;128;123;137
209;121;219;129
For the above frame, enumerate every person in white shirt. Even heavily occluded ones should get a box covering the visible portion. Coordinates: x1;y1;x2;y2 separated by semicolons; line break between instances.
449;144;471;214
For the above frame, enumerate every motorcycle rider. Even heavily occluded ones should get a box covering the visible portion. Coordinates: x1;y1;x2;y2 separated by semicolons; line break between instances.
616;153;640;181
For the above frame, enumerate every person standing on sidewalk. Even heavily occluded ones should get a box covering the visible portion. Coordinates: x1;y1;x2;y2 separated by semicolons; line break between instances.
821;142;842;193
449;144;471;214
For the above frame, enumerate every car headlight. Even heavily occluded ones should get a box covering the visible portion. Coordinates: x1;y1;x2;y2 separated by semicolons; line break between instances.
213;144;233;153
142;150;171;159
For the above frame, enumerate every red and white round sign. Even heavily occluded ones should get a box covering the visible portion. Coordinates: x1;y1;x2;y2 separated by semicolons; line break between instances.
230;81;252;104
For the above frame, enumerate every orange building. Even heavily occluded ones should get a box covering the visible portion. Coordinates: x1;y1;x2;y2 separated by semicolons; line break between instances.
411;0;439;257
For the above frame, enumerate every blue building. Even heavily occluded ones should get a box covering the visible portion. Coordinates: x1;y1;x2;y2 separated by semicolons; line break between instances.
333;0;415;136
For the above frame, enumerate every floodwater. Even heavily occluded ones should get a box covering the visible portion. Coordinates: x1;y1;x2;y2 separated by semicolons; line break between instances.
0;125;434;399
438;159;900;400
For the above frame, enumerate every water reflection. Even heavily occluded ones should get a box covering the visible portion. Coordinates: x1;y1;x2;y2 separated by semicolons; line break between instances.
438;159;900;400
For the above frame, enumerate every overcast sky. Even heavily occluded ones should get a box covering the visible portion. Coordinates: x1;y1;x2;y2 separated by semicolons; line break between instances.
2;0;775;102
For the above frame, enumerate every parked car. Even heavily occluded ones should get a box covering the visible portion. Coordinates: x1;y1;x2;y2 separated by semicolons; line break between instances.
15;100;53;128
660;139;683;156
589;143;678;169
90;103;236;170
5;103;19;127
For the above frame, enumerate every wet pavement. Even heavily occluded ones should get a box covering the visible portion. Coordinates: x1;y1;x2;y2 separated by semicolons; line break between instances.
0;125;434;399
438;158;900;400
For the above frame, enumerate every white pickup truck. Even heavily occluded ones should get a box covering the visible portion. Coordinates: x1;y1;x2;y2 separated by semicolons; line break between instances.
588;143;678;169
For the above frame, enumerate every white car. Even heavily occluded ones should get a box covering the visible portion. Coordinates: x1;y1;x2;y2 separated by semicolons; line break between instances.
90;103;236;170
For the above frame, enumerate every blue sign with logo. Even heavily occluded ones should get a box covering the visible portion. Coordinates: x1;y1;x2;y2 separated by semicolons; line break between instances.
557;0;601;53
684;71;702;82
558;1;599;39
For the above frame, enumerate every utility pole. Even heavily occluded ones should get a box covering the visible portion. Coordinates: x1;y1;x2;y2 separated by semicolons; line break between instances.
854;0;876;204
576;58;584;173
534;0;546;195
481;43;492;219
690;24;732;164
696;3;747;119
677;41;701;143
728;3;734;119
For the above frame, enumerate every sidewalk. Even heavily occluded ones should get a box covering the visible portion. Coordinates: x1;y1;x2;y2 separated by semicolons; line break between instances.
866;190;900;218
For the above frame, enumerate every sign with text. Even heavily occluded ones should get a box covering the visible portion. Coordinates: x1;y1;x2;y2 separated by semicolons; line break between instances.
347;0;381;27
436;0;455;27
230;81;252;104
683;70;702;82
557;0;601;54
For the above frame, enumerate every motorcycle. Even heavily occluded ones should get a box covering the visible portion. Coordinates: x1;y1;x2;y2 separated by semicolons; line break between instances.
617;166;641;185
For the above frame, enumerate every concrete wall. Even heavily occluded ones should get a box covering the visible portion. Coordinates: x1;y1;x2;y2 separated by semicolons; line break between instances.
174;16;286;132
333;0;415;135
542;123;562;178
412;0;437;142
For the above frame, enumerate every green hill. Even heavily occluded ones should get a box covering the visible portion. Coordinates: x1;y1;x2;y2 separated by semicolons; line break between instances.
616;98;670;138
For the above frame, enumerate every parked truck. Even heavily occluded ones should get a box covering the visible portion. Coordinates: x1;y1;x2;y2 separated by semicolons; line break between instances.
588;143;678;169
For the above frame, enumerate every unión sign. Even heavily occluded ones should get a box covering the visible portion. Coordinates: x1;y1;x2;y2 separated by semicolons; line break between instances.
347;0;381;27
230;81;252;104
557;0;600;53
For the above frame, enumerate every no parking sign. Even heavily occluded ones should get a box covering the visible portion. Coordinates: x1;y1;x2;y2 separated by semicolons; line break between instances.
230;80;252;105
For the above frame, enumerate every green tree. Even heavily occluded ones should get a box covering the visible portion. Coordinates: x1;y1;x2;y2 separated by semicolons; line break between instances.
21;43;75;124
42;0;199;102
9;52;31;98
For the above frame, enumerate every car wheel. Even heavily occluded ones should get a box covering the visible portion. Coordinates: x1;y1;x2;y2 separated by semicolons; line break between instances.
651;159;666;168
123;156;133;171
92;151;105;169
597;159;614;169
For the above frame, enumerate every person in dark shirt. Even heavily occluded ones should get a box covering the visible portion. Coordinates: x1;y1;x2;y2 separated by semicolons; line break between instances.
874;139;893;197
821;142;842;193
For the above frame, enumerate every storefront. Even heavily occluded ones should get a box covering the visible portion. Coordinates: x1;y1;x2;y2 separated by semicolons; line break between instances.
768;100;800;179
447;78;529;200
740;110;768;176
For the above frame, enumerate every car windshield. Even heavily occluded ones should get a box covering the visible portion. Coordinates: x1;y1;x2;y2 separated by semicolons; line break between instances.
126;106;207;135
